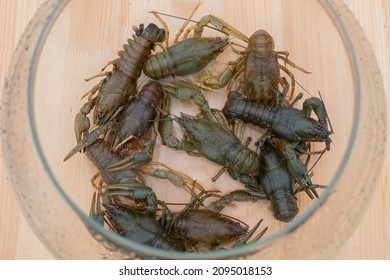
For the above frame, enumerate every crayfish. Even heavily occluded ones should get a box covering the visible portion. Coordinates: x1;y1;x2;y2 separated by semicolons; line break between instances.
184;15;310;106
90;192;186;251
158;96;260;185
208;138;298;223
144;4;229;80
74;23;165;144
222;91;332;150
160;191;267;251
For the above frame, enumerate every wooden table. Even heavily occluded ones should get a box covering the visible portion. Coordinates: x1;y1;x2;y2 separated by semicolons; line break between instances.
0;0;389;259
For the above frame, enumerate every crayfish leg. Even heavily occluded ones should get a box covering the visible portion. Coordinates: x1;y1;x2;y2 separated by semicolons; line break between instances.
276;52;311;74
142;162;205;195
184;14;249;43
208;190;266;213
89;192;104;226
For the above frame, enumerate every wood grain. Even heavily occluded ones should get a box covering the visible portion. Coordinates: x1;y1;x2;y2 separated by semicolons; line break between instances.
0;0;389;259
0;0;51;259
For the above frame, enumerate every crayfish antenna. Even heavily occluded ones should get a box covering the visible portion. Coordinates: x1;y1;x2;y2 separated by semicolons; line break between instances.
64;142;87;161
251;225;268;243
232;219;266;248
318;90;334;135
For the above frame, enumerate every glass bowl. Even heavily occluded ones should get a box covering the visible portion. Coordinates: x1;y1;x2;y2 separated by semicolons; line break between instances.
1;0;386;259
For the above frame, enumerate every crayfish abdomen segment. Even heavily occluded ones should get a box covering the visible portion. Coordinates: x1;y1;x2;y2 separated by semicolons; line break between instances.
143;51;175;79
223;92;275;128
226;143;259;175
269;189;298;223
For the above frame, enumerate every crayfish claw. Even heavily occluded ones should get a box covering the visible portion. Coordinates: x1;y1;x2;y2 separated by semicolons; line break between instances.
74;112;90;144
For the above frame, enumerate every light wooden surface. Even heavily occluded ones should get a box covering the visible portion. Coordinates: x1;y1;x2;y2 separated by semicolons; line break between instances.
0;0;389;259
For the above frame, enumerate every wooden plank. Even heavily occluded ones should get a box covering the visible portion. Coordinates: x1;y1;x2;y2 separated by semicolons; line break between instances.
0;0;388;259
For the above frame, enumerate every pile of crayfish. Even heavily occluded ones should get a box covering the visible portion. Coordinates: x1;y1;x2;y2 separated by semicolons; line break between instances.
64;5;333;253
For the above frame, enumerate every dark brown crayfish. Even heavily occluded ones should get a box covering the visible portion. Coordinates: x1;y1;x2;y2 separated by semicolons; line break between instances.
160;192;267;251
186;15;309;106
222;91;332;150
90;193;186;251
209;139;298;222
